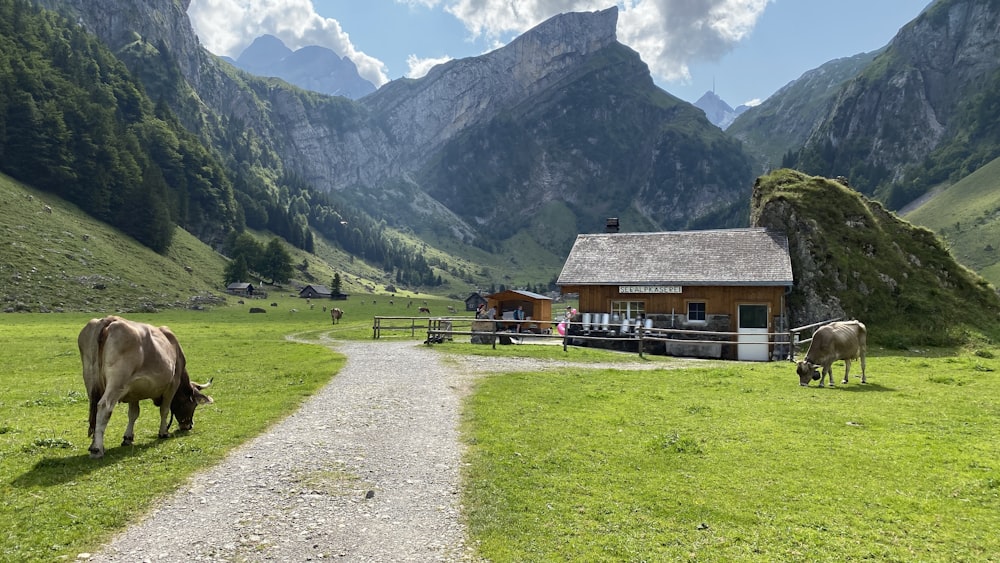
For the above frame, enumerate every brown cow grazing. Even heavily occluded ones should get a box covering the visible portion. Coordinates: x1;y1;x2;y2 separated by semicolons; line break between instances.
796;320;867;387
418;306;431;314
331;307;344;324
79;316;213;458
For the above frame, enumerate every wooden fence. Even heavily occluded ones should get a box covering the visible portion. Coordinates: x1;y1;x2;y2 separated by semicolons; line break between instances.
374;316;827;361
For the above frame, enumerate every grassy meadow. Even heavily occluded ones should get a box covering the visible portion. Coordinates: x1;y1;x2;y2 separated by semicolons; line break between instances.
459;349;1000;561
2;301;1000;561
0;302;343;561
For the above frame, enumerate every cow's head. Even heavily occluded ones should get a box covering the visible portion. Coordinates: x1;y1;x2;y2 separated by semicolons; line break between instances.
171;377;214;431
796;361;820;386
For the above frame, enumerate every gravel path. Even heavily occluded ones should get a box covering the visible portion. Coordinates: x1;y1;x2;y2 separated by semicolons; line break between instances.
87;339;481;562
85;337;670;562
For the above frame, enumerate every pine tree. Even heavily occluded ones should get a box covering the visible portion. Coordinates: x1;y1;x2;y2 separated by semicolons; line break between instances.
331;273;342;296
260;237;293;284
224;255;250;285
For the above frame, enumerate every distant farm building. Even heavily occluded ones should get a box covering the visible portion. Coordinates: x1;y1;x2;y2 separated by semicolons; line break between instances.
557;228;793;361
465;292;487;311
299;285;331;299
226;282;255;297
299;284;348;300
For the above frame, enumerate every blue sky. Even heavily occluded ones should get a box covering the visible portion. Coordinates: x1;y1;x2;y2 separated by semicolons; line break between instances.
188;0;931;107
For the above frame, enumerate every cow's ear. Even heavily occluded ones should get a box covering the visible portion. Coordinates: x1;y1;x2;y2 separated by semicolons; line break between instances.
194;392;214;405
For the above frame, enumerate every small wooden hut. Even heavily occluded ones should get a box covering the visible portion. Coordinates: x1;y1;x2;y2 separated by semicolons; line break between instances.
485;289;553;332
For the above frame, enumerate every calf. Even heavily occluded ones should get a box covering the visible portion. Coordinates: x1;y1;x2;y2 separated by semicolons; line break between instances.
796;320;867;387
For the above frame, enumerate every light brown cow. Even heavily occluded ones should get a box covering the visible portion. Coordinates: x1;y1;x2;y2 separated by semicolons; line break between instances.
331;307;344;324
78;316;213;458
796;320;868;387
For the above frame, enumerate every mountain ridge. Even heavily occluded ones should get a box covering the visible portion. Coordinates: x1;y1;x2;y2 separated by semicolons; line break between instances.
231;34;375;99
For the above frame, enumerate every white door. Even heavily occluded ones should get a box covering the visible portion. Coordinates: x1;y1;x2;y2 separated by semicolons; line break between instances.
737;304;769;361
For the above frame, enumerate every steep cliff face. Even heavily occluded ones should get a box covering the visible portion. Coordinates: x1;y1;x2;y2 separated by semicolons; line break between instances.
359;8;622;177
415;42;752;254
728;51;878;173
34;0;204;81
796;0;1000;207
751;169;1000;344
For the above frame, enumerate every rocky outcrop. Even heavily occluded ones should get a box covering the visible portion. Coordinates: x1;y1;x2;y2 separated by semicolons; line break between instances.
751;169;1000;343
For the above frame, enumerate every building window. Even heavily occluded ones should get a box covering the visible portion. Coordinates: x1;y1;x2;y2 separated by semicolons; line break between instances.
611;300;645;319
687;301;706;322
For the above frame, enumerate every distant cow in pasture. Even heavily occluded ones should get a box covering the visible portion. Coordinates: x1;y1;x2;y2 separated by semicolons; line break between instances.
447;306;457;314
418;306;431;314
78;316;214;458
331;307;344;324
796;320;868;387
270;302;278;307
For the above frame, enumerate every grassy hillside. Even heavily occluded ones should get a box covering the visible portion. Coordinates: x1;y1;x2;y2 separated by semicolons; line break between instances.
0;170;514;312
905;155;1000;287
0;173;229;313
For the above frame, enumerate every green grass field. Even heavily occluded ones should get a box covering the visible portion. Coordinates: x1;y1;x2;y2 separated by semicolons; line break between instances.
461;352;1000;561
2;304;999;561
0;305;346;561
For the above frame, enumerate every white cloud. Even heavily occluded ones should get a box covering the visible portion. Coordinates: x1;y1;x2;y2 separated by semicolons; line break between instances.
187;0;390;87
406;54;454;79
187;0;771;92
443;0;609;40
617;0;772;85
438;0;771;86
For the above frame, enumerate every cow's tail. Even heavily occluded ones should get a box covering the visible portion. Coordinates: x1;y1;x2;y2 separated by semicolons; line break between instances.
81;316;117;437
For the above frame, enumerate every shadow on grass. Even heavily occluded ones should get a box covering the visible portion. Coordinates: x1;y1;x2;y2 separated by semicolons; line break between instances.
837;382;895;393
10;433;182;488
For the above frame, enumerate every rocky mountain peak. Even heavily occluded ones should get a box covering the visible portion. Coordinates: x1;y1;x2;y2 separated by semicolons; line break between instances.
362;7;622;169
236;34;291;72
693;90;747;129
233;34;375;99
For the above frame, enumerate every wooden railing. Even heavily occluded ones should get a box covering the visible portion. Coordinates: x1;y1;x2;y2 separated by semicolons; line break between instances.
374;316;801;361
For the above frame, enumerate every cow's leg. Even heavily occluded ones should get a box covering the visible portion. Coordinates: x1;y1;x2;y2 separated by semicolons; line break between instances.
122;401;140;446
823;365;833;387
860;353;867;384
842;359;852;385
157;394;174;438
87;388;101;438
90;393;119;458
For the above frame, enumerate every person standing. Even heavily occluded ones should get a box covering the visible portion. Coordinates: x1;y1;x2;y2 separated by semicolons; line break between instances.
513;305;526;332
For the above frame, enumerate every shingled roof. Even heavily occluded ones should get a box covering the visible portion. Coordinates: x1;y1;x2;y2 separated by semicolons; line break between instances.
557;228;793;286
